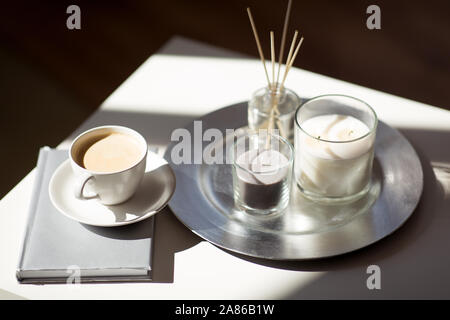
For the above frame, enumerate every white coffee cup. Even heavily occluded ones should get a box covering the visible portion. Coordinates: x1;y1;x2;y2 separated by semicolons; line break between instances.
69;125;148;205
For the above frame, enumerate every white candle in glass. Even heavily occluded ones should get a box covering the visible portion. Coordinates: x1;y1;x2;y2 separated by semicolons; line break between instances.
294;114;375;198
235;149;290;210
232;133;294;214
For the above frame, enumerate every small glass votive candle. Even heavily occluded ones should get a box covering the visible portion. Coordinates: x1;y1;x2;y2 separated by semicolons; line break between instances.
294;95;378;203
231;131;294;215
248;84;302;143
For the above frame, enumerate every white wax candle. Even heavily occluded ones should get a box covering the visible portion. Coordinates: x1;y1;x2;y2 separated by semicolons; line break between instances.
234;149;290;210
236;149;289;185
295;114;375;197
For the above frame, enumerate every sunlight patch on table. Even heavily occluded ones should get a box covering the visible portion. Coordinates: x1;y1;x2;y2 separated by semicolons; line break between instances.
432;162;450;199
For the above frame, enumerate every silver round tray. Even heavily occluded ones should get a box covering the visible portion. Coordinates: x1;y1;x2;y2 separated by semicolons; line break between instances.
164;102;423;260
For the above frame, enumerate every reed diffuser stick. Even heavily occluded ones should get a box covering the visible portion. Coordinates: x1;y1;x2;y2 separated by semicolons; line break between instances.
281;36;304;90
270;31;275;88
268;31;298;120
270;30;298;119
283;30;298;81
276;0;293;85
265;31;277;148
247;8;271;87
269;31;289;140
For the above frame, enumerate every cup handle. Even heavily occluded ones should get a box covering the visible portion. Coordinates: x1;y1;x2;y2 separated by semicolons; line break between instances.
74;174;98;200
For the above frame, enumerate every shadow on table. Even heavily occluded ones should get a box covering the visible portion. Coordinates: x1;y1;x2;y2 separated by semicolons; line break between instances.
221;128;450;299
65;108;197;149
151;207;203;283
83;206;202;283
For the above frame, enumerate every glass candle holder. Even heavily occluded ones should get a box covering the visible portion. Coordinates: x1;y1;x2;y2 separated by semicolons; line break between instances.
232;131;294;215
248;84;301;143
294;95;378;203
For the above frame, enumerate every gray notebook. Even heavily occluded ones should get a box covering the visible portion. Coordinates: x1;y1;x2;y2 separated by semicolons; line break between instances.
17;147;154;284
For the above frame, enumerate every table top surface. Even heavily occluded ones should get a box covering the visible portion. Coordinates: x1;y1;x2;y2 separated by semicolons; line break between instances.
1;36;450;299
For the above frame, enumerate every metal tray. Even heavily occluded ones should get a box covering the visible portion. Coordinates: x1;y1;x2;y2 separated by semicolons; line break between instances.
164;102;423;260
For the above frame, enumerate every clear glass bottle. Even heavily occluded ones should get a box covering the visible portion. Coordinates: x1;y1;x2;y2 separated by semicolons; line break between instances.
248;84;301;142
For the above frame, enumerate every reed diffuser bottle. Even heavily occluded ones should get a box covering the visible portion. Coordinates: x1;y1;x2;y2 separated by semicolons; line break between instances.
248;83;301;142
246;1;304;143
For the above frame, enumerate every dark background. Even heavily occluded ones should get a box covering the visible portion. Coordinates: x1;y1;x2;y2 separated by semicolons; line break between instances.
1;0;449;197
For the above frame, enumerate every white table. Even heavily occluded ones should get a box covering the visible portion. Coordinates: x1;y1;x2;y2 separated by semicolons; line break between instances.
1;36;450;299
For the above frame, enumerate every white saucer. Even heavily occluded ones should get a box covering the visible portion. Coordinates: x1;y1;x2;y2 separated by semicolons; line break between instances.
49;151;176;227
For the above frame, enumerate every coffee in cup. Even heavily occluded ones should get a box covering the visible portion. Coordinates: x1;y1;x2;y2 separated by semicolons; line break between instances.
70;126;148;205
81;132;142;173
